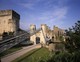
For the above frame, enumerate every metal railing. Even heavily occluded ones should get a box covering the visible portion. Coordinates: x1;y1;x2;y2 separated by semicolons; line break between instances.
0;33;28;53
0;29;41;53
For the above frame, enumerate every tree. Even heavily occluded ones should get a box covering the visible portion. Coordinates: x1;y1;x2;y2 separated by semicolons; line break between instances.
65;21;80;52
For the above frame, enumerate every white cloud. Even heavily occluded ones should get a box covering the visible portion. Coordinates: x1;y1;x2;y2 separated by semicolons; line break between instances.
19;0;41;9
20;3;34;9
19;0;69;29
25;6;68;29
29;7;68;22
51;7;68;21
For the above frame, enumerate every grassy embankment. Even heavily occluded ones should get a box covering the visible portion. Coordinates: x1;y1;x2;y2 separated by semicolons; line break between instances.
12;48;52;62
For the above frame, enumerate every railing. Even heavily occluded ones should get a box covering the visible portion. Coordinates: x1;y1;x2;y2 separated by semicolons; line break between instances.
0;33;29;53
0;28;41;53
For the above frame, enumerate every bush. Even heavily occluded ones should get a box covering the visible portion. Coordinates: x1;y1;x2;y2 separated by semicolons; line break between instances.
47;51;80;62
48;52;72;62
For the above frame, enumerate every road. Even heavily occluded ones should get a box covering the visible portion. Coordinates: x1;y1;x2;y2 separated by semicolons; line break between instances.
1;44;41;62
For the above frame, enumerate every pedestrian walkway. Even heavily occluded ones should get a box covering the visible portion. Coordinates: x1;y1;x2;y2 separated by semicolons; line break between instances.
1;44;41;62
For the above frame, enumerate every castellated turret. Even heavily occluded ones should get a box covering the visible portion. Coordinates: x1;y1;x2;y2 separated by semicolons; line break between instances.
30;24;36;33
41;24;47;37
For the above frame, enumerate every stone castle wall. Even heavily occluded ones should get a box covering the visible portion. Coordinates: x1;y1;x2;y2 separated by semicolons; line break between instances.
0;10;20;35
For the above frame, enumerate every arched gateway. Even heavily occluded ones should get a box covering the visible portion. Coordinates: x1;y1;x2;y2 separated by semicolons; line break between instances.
30;24;50;45
29;24;65;51
36;37;40;44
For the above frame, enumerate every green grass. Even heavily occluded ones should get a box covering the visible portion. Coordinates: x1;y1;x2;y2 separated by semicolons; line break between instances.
0;46;22;58
12;48;51;62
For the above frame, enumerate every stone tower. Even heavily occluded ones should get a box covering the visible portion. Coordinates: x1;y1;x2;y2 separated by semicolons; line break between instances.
41;24;47;37
0;10;20;35
30;24;36;34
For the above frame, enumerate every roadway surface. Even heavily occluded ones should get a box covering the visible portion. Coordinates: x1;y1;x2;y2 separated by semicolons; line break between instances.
1;44;41;62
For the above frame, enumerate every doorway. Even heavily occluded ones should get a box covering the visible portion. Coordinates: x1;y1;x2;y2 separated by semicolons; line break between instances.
36;37;40;44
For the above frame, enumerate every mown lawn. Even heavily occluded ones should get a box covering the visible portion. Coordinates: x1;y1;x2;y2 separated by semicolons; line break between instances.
12;48;51;62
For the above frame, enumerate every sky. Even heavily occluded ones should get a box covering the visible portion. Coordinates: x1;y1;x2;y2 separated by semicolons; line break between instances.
0;0;80;30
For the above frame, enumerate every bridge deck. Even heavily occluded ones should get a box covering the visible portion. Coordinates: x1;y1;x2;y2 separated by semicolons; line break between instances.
0;29;41;53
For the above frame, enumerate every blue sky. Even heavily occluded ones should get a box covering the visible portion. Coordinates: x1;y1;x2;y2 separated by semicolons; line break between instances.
0;0;80;30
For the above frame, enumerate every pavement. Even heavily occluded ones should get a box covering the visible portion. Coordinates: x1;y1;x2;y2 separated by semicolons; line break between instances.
1;44;41;62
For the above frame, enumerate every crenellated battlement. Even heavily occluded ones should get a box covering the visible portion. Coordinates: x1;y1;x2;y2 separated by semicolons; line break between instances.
0;10;20;19
0;10;12;16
